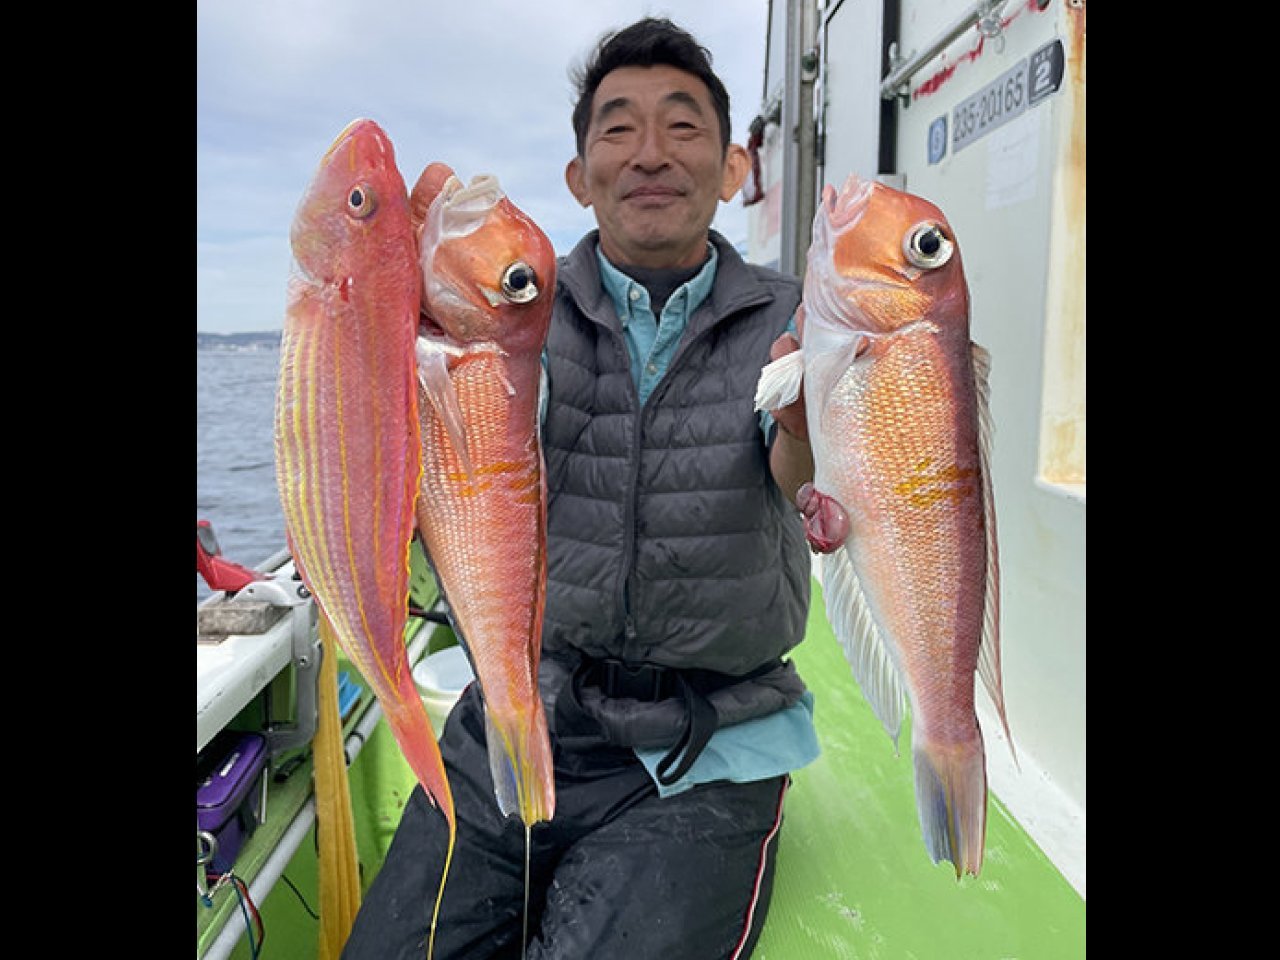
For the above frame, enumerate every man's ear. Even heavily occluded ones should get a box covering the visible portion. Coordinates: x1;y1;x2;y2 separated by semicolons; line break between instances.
565;157;592;208
719;144;751;202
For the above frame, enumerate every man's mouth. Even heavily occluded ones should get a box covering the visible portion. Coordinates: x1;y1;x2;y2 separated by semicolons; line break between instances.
623;185;683;202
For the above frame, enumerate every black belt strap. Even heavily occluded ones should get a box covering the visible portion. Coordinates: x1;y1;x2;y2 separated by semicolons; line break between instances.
653;672;719;785
556;655;781;787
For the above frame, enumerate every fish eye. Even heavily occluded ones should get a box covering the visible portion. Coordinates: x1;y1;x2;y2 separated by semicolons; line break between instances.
500;261;539;303
903;222;953;269
347;184;377;219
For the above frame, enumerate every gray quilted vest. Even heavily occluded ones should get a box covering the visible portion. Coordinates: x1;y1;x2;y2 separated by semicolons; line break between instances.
540;231;811;744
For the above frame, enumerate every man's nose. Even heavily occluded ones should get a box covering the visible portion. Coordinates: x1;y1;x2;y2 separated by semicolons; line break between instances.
630;124;669;170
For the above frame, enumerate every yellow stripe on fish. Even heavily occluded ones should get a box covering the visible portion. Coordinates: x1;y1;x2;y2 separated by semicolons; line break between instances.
892;459;980;507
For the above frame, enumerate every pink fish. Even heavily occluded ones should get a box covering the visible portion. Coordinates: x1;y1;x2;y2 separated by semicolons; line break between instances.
274;119;456;846
756;173;1011;877
410;163;557;828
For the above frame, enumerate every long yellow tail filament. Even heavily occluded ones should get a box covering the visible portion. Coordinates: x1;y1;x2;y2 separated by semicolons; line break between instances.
314;615;362;960
428;821;456;959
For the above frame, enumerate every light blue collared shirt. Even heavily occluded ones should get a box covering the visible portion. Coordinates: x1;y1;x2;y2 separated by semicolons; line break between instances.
596;243;718;408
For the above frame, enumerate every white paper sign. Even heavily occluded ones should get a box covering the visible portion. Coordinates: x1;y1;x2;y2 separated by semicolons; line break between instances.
985;109;1040;210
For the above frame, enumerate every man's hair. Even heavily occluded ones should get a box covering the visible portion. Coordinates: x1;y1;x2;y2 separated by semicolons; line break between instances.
570;17;732;158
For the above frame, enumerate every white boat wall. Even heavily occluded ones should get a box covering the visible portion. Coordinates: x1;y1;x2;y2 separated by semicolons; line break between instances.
747;0;1085;897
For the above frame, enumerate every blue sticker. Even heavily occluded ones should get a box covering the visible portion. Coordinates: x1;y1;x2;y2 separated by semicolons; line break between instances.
928;115;948;165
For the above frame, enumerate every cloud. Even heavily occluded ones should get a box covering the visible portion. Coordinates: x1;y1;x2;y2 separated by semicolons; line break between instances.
197;0;769;333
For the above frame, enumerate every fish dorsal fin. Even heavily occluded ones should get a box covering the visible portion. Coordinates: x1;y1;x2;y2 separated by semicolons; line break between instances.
753;348;805;412
821;544;907;750
970;342;1016;763
415;335;474;480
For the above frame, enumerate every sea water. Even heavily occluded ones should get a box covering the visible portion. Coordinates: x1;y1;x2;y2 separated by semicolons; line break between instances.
196;343;286;605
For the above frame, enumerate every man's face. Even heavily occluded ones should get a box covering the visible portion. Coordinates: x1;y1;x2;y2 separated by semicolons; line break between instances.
566;64;748;270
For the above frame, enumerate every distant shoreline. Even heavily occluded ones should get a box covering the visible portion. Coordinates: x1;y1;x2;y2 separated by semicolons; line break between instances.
197;330;281;350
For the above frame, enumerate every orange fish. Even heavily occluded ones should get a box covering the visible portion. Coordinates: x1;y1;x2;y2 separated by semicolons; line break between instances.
274;119;456;843
410;162;557;828
756;173;1010;877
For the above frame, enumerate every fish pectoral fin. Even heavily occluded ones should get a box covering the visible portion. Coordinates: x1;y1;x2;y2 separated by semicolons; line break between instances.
416;335;475;479
753;348;805;412
821;546;906;748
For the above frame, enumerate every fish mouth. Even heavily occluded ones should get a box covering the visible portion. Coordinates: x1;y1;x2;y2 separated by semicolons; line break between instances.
420;172;510;340
809;174;876;267
434;173;505;239
320;117;393;169
804;174;890;335
321;118;367;162
807;174;875;285
822;173;875;231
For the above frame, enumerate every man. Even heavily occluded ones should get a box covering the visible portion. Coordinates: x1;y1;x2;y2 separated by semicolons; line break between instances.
343;18;817;959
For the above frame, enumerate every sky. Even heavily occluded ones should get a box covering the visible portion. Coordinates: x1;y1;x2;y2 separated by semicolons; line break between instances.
197;0;772;335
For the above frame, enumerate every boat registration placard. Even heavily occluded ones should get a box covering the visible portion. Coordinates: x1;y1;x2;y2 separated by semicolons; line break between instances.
951;39;1063;155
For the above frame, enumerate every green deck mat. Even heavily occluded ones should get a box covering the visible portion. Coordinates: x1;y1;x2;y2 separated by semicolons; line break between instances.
753;580;1085;959
202;577;1084;958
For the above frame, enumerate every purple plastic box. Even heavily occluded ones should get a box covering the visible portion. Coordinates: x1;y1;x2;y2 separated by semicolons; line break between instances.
197;730;267;875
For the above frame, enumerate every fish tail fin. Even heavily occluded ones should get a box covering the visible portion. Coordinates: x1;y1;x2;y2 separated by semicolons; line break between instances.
913;733;987;878
384;696;456;832
485;705;556;827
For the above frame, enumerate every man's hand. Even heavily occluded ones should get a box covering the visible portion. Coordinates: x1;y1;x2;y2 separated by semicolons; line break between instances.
766;305;808;441
766;307;813;502
766;332;808;441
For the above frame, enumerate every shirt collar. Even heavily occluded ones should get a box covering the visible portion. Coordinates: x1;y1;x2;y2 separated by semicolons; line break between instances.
595;242;719;329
